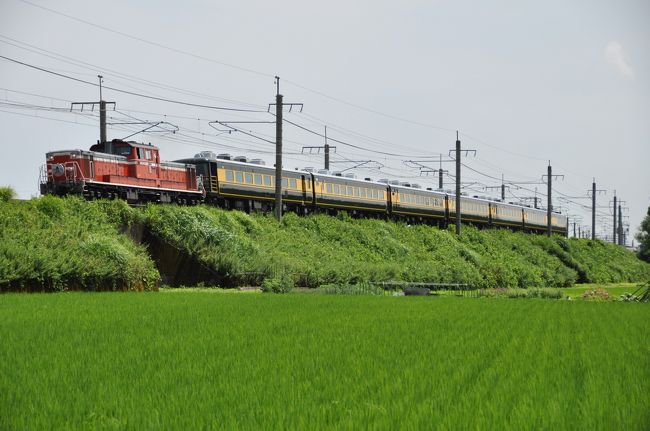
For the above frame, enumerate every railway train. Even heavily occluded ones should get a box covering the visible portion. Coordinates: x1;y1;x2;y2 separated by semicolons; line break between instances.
40;139;568;235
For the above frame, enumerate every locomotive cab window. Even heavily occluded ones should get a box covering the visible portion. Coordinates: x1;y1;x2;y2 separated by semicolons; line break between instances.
115;146;131;156
145;150;152;160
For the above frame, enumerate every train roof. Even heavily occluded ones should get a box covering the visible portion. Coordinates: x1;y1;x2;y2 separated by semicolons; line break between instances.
89;139;157;154
172;154;564;215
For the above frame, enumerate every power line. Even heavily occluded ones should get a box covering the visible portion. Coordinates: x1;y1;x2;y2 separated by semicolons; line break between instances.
0;34;267;110
0;55;266;113
281;116;433;158
15;0;274;79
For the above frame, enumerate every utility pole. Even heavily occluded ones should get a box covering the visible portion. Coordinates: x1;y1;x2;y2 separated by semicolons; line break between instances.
324;126;330;170
591;180;596;240
618;204;623;246
542;162;564;237
268;77;303;222
612;193;617;244
455;132;461;236
274;77;283;221
588;179;606;241
547;164;552;237
70;75;115;152
99;76;107;148
301;126;335;170
448;131;476;236
501;174;506;201
438;155;447;189
573;221;576;238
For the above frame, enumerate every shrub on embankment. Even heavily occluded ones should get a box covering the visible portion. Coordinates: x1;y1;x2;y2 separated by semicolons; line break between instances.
143;205;650;288
0;196;159;291
2;196;648;290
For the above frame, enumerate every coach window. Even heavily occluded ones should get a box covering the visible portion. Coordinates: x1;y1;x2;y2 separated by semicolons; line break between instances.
225;170;234;182
235;171;244;183
254;174;262;185
326;183;333;194
289;179;297;189
264;175;272;186
334;184;340;194
372;189;378;199
282;178;288;188
245;173;253;184
360;188;366;198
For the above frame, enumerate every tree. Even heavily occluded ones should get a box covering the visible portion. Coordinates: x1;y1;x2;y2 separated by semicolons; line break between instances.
636;206;650;263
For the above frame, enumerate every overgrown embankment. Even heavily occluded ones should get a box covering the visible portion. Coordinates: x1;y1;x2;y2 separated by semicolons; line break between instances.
1;194;648;291
0;195;158;291
143;204;650;288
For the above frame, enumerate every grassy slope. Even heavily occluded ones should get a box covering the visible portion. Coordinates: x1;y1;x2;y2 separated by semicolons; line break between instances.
0;197;158;291
1;196;648;290
1;293;648;430
144;205;650;288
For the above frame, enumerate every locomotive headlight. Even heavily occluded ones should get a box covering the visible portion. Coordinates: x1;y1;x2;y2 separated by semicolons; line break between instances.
52;163;65;177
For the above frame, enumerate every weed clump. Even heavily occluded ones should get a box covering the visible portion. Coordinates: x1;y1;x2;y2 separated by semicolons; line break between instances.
581;288;611;301
261;273;294;294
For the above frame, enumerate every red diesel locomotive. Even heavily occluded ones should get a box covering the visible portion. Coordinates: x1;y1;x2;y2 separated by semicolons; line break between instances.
40;139;203;204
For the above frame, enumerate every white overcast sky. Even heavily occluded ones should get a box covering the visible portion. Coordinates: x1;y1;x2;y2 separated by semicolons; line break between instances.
1;0;648;241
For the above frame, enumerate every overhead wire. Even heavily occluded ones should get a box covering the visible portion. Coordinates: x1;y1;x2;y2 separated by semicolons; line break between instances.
0;34;267;110
14;0;275;79
0;55;266;113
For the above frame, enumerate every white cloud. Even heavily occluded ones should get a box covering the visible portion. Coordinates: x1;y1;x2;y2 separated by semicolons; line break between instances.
604;41;635;79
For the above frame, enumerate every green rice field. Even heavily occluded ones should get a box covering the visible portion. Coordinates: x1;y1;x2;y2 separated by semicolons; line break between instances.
1;292;648;430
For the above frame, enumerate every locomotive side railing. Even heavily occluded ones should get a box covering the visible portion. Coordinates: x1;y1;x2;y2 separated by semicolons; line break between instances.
43;161;87;183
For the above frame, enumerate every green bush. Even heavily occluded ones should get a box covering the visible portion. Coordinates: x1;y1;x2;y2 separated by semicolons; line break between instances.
0;186;15;202
261;274;294;294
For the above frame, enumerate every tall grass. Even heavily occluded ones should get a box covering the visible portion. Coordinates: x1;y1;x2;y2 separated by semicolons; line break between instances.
2;196;648;290
0;196;158;291
0;293;647;429
143;205;650;288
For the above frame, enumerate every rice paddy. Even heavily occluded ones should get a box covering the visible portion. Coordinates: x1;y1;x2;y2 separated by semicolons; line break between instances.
1;292;648;429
